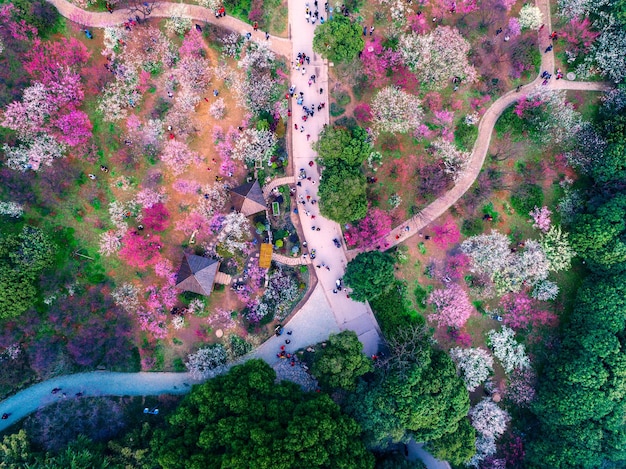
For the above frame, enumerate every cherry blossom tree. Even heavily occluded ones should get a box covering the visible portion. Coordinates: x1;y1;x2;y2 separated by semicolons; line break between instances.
529;206;551;232
450;347;494;391
399;26;477;90
518;5;543;30
432;220;461;248
487;326;530;373
173;179;201;194
507;17;522;38
2;133;66;171
360;36;403;88
428;284;474;329
469;398;510;440
370;86;424;135
345;208;392;249
443;252;471;280
231;128;276;165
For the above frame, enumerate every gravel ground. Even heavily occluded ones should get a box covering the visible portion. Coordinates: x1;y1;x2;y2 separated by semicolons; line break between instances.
273;359;318;392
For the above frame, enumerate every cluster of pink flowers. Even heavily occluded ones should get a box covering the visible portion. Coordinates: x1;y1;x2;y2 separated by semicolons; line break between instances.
470;94;492;114
173;179;202;194
432;219;461;249
500;291;558;330
360;37;404;88
428;283;474;329
514;94;544;117
344;208;392;249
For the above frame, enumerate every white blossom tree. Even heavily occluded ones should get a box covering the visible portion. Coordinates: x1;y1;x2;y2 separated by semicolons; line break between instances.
487;326;530;373
532;279;559;301
461;231;512;279
231;128;276;165
399;26;477;89
431;138;470;181
518;4;543;30
370;86;423;135
591;27;626;84
469;398;510;440
540;225;576;272
164;5;192;36
217;211;252;254
0;201;24;218
185;344;228;379
2;133;66;171
209;98;226;119
450;347;494;391
160;140;202;175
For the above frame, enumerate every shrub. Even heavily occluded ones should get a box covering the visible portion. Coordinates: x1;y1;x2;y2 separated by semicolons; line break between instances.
510;184;543;215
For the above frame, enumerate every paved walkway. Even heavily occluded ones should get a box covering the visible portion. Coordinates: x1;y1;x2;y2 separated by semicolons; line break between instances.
286;0;382;357
262;176;296;199
46;0;291;57
272;251;310;265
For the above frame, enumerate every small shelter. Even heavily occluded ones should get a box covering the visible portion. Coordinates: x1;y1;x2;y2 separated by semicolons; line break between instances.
259;243;273;268
230;180;266;217
175;253;220;296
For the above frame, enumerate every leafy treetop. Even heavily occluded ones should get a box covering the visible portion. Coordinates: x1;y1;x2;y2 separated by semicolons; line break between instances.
344;251;396;302
313;15;364;63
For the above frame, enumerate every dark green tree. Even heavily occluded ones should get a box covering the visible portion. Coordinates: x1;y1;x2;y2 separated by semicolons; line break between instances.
344;251;396;302
370;281;423;337
315;126;371;166
310;330;373;391
312;15;364;63
426;417;476;465
153;359;374;469
348;326;470;449
318;160;367;223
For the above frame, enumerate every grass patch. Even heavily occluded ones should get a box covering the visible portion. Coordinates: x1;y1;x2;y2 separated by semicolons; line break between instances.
510;183;544;215
455;119;478;151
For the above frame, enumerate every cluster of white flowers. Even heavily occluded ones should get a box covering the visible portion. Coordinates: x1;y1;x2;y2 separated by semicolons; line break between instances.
1;343;21;361
197;184;228;219
209;98;226;119
103;27;129;58
431;138;469;181
3;133;67;172
164;5;193;36
464;112;480;126
220;32;244;59
198;0;221;10
540;225;576;273
172;315;185;330
532;279;560;301
370;86;424;135
187;298;206;315
112;283;141;314
367;151;383;171
449;347;494;391
518;4;543;30
217;211;252;254
467;398;510;467
97;68;141;122
0;201;24;218
487;326;530;373
185;344;228;379
468;435;497;467
388;193;402;209
231;128;277;164
99;230;123;256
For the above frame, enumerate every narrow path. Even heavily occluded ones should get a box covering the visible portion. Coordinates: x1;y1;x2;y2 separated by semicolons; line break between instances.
46;0;291;57
272;251;310;265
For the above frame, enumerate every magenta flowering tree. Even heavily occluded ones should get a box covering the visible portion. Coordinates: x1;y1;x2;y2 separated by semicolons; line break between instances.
499;291;558;330
118;231;162;268
562;17;600;54
53;110;93;146
360;36;403;88
179;28;205;58
444;252;470;280
505;367;537;406
354;103;373;123
142;203;170;232
432;219;461;248
428;283;474;328
345;208;392;249
507;17;522;38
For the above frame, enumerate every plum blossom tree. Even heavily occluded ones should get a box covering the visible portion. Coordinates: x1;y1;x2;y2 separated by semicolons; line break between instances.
99;230;123;256
360;37;403;88
372;86;423;133
507;17;522;38
461;231;511;278
428;284;474;329
0;201;24;217
431;138;470;181
518;5;543;30
209;98;226;119
118;231;162;268
529;206;551;232
164;5;192;35
345;208;392;249
217;212;252;254
185;345;228;379
142;203;170;232
487;326;530;373
505;367;536;406
432;220;461;248
160;140;202;175
231;128;276;165
531;279;559;301
469;398;510;440
499;291;557;330
450;347;494;391
399;26;477;89
2;133;66;171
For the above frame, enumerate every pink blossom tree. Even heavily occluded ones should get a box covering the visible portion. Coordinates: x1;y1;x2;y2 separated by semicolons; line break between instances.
562;17;600;54
53;110;93;146
428;283;474;328
345;208;392;249
529;206;551;232
142;203;170;232
433;220;461;249
118;231;162;268
499;291;558;330
160;140;202;175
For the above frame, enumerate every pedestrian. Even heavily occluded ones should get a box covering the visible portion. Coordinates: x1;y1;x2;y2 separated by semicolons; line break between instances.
266;32;270;40
306;56;310;64
319;87;323;94
213;89;219;96
300;126;305;132
369;26;374;35
496;27;503;35
363;26;367;36
295;123;298;130
286;339;291;344
307;134;311;141
253;21;258;31
302;67;306;75
545;45;552;53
